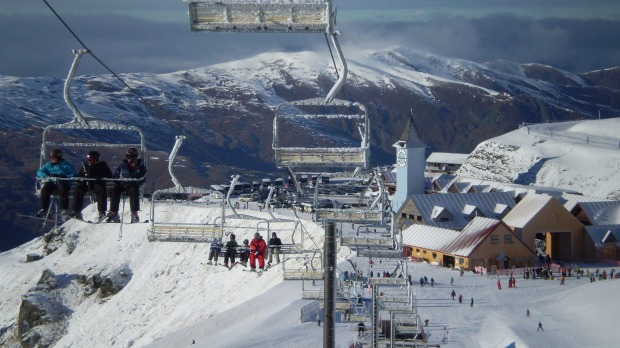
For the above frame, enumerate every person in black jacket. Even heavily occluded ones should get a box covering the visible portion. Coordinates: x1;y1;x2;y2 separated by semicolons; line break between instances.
72;151;112;221
238;239;250;266
223;233;239;268
106;147;147;223
267;232;282;267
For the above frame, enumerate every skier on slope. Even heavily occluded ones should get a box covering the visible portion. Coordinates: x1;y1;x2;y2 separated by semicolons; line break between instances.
249;232;267;272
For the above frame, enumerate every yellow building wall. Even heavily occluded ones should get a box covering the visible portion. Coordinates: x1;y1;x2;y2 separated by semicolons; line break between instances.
408;246;447;264
514;199;584;261
405;225;536;271
464;224;537;270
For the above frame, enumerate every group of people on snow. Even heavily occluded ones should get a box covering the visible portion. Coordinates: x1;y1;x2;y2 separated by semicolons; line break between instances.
35;147;146;223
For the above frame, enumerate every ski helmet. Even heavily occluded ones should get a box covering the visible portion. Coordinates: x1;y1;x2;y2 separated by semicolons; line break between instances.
50;148;63;158
87;150;100;161
126;147;139;159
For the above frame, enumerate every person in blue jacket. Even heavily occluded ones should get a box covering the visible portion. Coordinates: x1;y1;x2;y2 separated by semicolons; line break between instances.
207;238;224;265
36;148;77;217
105;147;147;223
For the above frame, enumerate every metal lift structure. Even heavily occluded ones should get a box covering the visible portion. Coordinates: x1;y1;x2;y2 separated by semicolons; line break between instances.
180;2;405;347
147;135;225;242
36;49;147;226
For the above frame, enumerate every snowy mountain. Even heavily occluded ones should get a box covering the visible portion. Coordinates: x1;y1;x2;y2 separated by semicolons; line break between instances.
457;118;620;199
1;46;619;250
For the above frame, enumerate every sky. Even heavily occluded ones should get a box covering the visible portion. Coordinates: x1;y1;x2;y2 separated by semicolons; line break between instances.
2;0;620;77
0;118;618;347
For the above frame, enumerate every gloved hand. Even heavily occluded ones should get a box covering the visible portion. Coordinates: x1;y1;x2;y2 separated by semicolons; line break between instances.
254;251;259;256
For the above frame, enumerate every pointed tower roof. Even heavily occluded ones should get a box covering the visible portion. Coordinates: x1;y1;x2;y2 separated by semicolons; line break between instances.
397;112;427;148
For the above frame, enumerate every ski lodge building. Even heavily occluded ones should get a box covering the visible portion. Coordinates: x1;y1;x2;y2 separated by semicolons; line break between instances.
391;116;620;270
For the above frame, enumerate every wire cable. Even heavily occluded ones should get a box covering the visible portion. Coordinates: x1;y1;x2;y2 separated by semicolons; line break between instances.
43;0;143;101
41;0;226;166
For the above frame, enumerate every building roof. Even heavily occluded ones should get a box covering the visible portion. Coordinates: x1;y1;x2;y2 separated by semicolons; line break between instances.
402;224;461;252
577;201;620;225
381;170;397;184
403;217;533;258
502;194;553;228
397;113;427;148
426;152;469;165
430;173;456;191
560;193;608;211
584;225;620;247
443;217;500;257
409;191;516;230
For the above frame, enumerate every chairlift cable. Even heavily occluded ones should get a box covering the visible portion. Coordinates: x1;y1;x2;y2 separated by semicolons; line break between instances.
41;0;171;126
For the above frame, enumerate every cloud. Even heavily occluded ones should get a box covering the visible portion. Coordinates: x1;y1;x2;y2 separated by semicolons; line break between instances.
341;13;620;73
1;3;619;77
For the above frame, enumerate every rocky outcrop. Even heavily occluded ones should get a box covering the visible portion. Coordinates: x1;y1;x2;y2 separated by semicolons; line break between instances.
15;265;133;348
17;269;71;348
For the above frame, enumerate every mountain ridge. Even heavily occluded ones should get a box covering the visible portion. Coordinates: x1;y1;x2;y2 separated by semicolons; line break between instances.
1;46;619;249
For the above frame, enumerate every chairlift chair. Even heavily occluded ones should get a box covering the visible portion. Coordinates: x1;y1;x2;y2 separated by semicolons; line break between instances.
148;135;226;242
282;254;324;280
311;170;389;227
37;49;147;224
273;99;370;169
39;50;147;173
185;0;331;33
184;1;368;170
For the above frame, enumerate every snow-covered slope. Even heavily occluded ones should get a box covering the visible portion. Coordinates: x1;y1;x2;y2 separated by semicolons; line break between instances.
0;203;332;347
1;200;619;348
457;118;620;199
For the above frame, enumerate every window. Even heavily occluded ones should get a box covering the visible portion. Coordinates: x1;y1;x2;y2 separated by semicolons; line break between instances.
401;213;407;219
417;216;422;221
491;235;499;244
408;214;415;219
416;249;420;252
422;250;427;254
432;252;437;259
504;235;513;244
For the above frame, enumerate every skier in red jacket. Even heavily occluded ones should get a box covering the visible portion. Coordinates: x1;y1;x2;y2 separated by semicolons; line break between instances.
249;232;267;272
